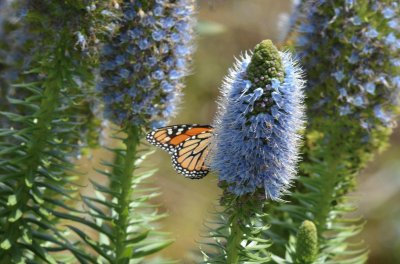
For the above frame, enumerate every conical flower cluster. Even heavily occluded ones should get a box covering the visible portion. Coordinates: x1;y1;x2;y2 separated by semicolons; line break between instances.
297;1;400;129
98;0;196;128
210;40;305;200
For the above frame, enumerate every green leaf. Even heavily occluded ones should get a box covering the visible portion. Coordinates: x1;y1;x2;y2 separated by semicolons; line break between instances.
6;195;17;206
22;243;57;264
8;209;23;222
67;225;113;262
51;210;115;239
125;230;150;246
0;239;11;250
131;239;175;258
197;20;226;35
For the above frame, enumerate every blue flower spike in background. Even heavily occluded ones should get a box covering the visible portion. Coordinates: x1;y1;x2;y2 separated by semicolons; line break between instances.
203;39;305;263
298;0;400;134
99;0;196;129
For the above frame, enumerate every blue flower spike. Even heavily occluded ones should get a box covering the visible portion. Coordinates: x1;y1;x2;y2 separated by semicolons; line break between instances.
297;1;400;129
99;0;196;129
210;40;306;200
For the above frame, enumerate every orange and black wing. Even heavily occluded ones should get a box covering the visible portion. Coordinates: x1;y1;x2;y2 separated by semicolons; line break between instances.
146;124;213;154
171;130;213;179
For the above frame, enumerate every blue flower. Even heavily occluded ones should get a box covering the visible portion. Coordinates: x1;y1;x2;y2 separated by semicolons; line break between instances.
382;7;395;19
338;88;348;99
296;1;400;129
351;95;365;107
153;70;165;80
391;59;400;67
388;19;398;29
98;0;196;129
119;69;130;79
115;55;125;65
365;82;376;94
298;23;315;34
385;32;397;45
392;76;400;88
374;105;394;126
170;32;181;42
332;70;345;82
348;52;359;64
339;105;351;116
169;70;182;80
138;38;151;50
152;29;166;41
161;81;174;92
147;56;157;67
365;27;379;38
351;16;362;26
160;17;175;29
209;40;305;200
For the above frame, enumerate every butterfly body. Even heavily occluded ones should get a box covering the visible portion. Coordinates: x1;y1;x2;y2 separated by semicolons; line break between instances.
146;124;213;179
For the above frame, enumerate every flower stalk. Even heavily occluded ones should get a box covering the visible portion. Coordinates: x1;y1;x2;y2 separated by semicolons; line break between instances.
202;39;305;263
115;125;140;262
226;213;242;264
1;35;64;253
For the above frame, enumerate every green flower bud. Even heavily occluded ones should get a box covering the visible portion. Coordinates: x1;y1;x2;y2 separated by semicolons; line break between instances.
296;220;318;263
247;39;284;87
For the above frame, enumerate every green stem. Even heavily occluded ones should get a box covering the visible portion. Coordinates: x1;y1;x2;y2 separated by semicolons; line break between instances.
0;38;66;261
313;156;339;235
115;125;140;263
227;211;243;264
310;129;343;239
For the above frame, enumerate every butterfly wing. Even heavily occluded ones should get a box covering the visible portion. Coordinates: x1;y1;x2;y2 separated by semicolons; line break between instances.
146;124;213;179
171;130;213;179
146;124;212;154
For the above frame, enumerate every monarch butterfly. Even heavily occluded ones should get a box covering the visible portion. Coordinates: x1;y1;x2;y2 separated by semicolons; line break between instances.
146;124;213;179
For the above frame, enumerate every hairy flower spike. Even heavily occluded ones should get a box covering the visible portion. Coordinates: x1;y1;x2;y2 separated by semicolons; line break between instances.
98;0;196;129
298;1;400;130
210;40;305;200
